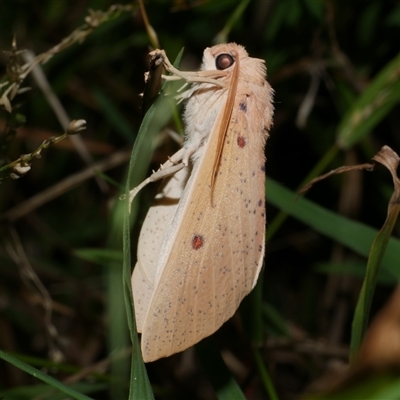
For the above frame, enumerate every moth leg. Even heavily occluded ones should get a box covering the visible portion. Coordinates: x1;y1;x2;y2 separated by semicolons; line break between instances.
129;148;186;208
150;49;227;88
128;142;200;209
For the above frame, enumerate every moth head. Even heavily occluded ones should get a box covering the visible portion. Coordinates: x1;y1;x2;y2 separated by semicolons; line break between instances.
201;43;248;72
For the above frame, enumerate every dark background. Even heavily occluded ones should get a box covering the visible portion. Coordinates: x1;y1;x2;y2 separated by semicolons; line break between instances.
1;1;399;399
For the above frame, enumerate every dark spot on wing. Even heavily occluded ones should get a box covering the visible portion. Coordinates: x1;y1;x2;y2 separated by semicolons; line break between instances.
192;235;204;250
237;136;246;148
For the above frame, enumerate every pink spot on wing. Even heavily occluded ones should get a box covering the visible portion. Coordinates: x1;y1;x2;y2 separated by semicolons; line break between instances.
237;136;246;148
192;235;204;250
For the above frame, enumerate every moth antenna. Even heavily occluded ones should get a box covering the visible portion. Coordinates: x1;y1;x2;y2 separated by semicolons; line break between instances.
210;50;240;205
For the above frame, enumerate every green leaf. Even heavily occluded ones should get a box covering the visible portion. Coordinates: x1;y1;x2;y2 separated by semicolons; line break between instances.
0;382;107;400
253;349;279;400
350;202;400;361
263;302;290;337
337;52;400;149
92;87;134;142
73;248;123;264
122;90;158;400
122;49;185;400
266;179;400;278
213;0;250;44
196;339;247;400
241;269;263;345
302;0;324;20
0;350;95;400
305;371;400;400
315;261;397;284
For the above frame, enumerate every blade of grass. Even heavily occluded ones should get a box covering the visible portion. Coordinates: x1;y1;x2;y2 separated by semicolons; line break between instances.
337;51;400;150
74;248;123;264
0;382;107;400
92;87;134;142
263;303;290;338
350;203;400;362
121;86;159;400
350;147;400;361
268;53;400;243
123;196;154;400
196;339;247;400
315;261;396;284
213;0;250;44
122;49;184;400
267;179;400;278
241;269;264;345
107;201;131;399
253;349;279;400
0;350;94;400
266;144;339;242
304;372;400;400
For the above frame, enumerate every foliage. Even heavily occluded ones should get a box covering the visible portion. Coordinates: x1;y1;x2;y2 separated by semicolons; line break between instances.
1;1;400;399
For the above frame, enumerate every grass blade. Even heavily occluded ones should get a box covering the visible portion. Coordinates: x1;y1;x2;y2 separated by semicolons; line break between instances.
0;350;95;400
196;339;246;400
122;49;184;399
267;179;400;278
349;147;400;361
350;203;399;361
337;52;400;149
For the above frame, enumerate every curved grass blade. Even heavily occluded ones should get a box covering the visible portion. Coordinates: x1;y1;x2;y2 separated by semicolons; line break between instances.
0;383;107;400
267;179;400;278
350;147;400;362
0;350;94;400
337;51;400;150
349;203;400;362
196;339;246;400
122;49;184;400
315;261;396;284
253;349;279;400
304;371;400;400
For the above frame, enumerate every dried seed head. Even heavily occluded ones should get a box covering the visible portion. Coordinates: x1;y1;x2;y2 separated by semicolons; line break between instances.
11;163;31;179
67;119;86;135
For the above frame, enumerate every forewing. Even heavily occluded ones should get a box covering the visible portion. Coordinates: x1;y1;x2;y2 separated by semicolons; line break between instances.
132;165;191;332
141;84;270;362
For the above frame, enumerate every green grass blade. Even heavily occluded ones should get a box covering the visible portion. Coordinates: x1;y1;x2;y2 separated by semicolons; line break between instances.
213;0;250;44
122;98;159;400
253;349;279;400
337;51;400;149
241;271;264;345
73;248;123;264
0;383;108;400
92;87;134;142
262;303;290;338
0;350;95;400
304;371;400;400
315;261;396;284
266;145;339;242
106;202;131;399
267;179;400;278
196;339;246;400
123;199;154;400
122;49;184;400
350;202;400;362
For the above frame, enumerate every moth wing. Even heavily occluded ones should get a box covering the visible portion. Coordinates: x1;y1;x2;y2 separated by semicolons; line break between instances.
141;85;271;362
132;165;191;332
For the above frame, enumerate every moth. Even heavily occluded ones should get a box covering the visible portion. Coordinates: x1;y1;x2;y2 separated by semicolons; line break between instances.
130;43;274;362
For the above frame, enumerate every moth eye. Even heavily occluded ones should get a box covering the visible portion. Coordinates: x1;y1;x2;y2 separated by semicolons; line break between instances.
215;53;235;70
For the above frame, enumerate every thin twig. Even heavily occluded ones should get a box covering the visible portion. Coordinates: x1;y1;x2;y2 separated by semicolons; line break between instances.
2;148;131;222
22;51;108;193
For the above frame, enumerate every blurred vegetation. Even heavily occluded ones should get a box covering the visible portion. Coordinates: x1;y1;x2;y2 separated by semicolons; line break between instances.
1;0;400;399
